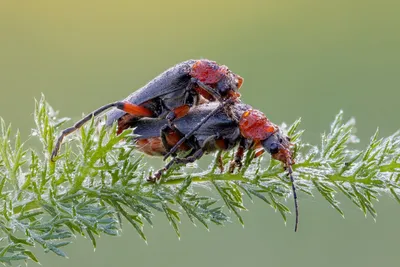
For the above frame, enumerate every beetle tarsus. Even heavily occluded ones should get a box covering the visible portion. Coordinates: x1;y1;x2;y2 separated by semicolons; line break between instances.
150;134;217;181
229;139;248;173
217;153;224;173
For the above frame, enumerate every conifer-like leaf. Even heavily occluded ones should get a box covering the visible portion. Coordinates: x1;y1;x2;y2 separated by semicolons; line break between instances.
0;96;398;264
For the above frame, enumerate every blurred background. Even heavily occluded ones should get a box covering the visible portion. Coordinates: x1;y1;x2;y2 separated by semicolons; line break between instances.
1;0;399;266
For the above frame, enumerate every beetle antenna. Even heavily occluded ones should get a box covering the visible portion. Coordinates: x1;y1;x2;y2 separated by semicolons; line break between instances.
287;165;298;232
51;101;153;161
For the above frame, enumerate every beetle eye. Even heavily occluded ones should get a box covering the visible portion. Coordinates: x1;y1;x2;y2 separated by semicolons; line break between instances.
217;79;230;94
269;143;279;154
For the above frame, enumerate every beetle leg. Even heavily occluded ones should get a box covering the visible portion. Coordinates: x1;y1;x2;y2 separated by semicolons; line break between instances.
172;149;204;165
165;105;190;129
149;135;218;182
229;138;251;173
255;149;265;158
160;125;174;153
191;77;222;102
51;101;153;161
212;139;226;173
252;141;266;158
118;102;154;117
148;147;199;183
229;145;245;173
163;99;234;161
216;152;224;173
160;124;189;156
172;105;191;119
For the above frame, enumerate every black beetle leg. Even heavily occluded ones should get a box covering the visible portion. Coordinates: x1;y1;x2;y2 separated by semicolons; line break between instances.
160;125;174;155
173;148;204;165
148;135;217;182
165;112;177;129
51;101;153;161
217;152;224;173
190;77;222;102
162;101;231;161
147;149;198;183
147;159;176;182
229;138;252;173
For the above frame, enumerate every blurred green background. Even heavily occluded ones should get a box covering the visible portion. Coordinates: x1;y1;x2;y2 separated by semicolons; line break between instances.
1;0;399;266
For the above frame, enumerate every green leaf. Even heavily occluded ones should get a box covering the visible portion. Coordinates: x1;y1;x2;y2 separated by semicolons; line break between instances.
0;97;399;264
23;250;39;263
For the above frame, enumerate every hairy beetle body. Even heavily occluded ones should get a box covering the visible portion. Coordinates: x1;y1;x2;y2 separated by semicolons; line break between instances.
52;59;243;160
131;102;293;174
130;101;298;231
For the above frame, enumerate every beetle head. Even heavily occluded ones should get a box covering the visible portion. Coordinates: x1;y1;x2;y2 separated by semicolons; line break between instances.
261;131;294;167
238;109;294;167
216;72;243;99
190;60;243;100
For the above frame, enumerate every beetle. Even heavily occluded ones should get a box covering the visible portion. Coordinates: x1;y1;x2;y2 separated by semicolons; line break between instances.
51;59;243;161
131;102;298;231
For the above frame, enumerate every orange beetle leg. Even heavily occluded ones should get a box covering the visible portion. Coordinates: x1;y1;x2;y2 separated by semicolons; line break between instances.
172;105;190;119
255;149;265;158
119;102;154;117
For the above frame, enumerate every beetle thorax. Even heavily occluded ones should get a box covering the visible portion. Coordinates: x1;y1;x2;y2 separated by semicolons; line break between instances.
190;60;228;84
239;109;277;141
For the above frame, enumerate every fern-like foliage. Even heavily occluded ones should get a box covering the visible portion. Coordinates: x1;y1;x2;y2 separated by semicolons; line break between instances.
0;96;399;265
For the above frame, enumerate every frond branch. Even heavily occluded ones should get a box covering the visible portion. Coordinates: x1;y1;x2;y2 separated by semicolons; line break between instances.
0;96;398;265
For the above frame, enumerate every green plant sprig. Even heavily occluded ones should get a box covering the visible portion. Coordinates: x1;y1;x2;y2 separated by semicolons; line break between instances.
0;96;399;265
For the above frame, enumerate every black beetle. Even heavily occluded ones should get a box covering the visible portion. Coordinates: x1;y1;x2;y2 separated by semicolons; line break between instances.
131;102;298;231
51;59;243;160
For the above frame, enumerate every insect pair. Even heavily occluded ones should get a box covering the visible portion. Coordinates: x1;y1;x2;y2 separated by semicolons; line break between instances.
51;59;298;231
131;102;297;233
